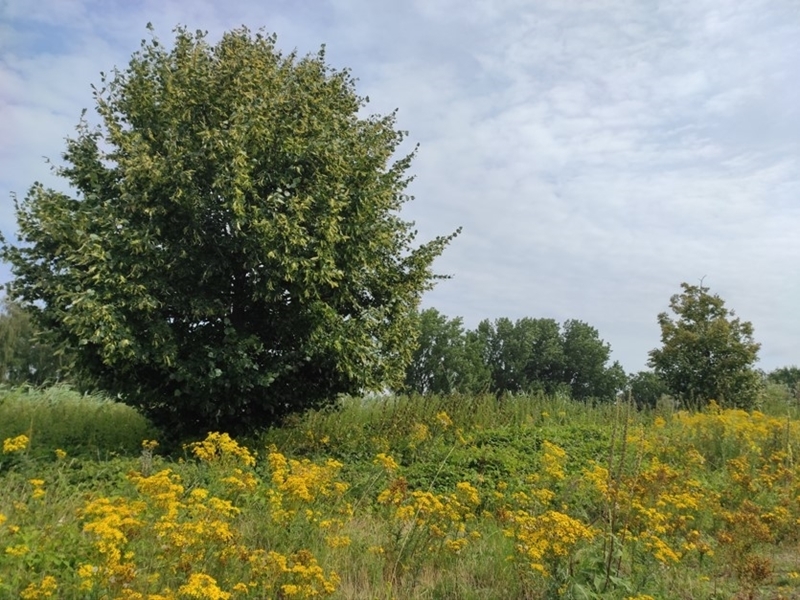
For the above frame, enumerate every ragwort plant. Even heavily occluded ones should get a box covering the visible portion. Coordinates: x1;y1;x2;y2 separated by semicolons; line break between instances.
6;392;800;599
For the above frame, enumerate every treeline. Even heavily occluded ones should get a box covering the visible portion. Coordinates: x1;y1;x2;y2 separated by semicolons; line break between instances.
402;309;626;400
1;296;798;412
403;302;800;409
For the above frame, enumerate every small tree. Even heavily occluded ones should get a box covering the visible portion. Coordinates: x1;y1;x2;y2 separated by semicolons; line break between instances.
1;26;458;436
648;282;761;410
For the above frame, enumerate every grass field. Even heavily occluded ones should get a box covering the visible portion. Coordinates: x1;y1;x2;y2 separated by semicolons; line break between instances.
2;386;800;599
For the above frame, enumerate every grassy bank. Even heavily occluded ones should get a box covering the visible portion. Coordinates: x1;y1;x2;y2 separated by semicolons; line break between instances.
2;388;800;598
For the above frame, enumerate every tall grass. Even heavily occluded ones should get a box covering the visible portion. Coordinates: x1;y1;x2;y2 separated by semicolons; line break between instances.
0;385;157;459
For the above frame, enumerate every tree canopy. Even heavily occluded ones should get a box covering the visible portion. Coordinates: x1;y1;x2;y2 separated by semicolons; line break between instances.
403;312;625;401
648;282;761;409
627;370;669;409
1;26;458;437
402;308;489;395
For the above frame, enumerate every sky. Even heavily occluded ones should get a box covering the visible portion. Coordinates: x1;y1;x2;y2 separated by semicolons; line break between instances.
1;0;798;374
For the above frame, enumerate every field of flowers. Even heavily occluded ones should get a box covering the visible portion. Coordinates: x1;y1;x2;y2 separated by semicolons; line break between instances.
2;388;800;599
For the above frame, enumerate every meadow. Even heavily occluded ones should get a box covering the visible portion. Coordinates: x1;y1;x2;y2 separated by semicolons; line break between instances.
2;385;800;599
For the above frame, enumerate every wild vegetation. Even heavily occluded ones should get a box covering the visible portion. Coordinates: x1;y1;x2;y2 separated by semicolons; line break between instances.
3;387;800;599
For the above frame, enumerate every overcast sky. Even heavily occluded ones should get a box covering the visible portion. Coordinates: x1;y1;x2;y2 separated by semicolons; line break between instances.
1;0;798;374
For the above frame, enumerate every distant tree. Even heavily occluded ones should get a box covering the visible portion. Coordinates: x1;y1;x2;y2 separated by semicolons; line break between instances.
767;366;800;399
520;318;567;395
481;317;542;394
0;26;459;437
648;282;762;410
628;370;669;409
0;298;69;386
403;308;489;395
561;319;626;401
478;317;622;400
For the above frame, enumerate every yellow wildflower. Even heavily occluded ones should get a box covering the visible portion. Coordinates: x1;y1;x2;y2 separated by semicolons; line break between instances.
5;544;30;557
409;422;430;444
186;432;256;467
19;575;58;599
374;452;399;472
436;411;453;428
281;584;300;596
541;440;567;481
77;564;97;591
445;538;468;553
142;439;159;451
325;535;352;548
29;479;46;499
2;434;29;453
54;448;67;460
456;482;480;506
178;573;231;600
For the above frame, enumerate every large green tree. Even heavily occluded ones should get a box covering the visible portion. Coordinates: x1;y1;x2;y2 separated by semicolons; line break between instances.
1;26;458;436
648;282;762;409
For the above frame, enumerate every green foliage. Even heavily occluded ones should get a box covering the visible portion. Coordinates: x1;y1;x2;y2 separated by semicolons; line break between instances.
0;299;70;386
478;317;624;400
648;282;762;410
402;308;490;395
1;26;458;437
560;319;627;401
627;370;669;409
767;366;800;400
480;317;562;395
403;313;625;401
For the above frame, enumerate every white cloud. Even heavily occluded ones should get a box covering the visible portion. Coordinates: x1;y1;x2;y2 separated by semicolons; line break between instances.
1;0;798;372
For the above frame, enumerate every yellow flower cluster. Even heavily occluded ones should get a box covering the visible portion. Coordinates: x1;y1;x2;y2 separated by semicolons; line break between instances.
248;549;340;598
506;509;597;576
378;476;481;556
435;411;453;429
374;452;399;472
19;575;58;599
2;434;29;454
28;479;46;500
265;450;352;553
177;573;231;600
185;432;256;467
268;452;348;504
6;405;800;597
72;433;341;599
540;440;567;481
